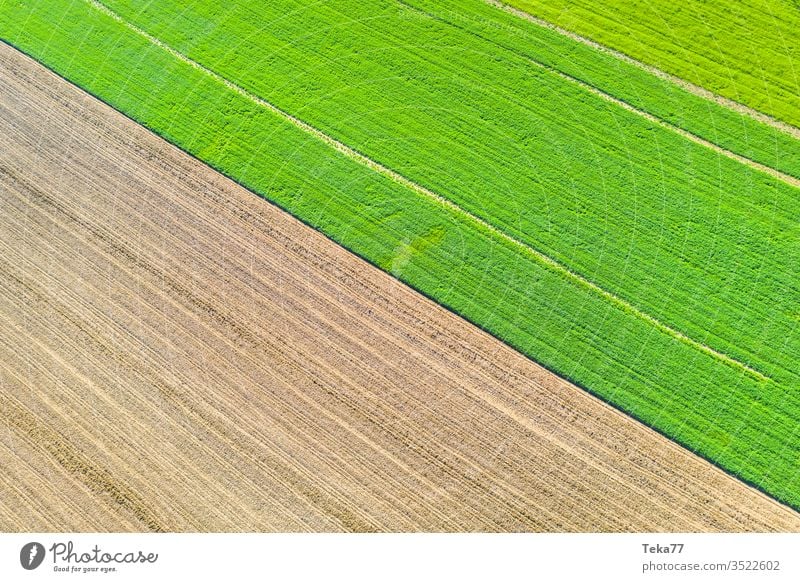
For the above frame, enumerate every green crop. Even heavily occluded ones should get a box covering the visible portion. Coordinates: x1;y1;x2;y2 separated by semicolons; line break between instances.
88;0;800;389
504;0;800;129
1;0;798;509
404;0;800;180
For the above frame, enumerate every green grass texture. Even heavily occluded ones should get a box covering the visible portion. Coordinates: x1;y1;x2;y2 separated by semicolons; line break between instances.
505;0;800;129
1;0;798;508
89;0;800;389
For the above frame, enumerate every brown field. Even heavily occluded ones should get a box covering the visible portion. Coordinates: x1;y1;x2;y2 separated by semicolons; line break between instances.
1;44;798;532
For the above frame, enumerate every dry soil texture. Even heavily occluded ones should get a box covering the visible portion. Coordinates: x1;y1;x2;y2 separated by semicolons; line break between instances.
1;44;798;532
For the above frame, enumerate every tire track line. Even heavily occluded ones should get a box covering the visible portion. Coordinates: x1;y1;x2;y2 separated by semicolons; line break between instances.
482;0;800;140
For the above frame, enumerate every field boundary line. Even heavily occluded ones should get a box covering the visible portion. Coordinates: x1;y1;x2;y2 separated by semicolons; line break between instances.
483;0;800;141
84;0;769;382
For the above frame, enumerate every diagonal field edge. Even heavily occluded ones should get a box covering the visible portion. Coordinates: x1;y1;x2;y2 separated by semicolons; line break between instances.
3;42;800;527
484;0;800;141
85;0;770;382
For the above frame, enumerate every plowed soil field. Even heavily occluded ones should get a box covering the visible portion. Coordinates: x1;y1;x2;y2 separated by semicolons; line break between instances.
1;44;797;532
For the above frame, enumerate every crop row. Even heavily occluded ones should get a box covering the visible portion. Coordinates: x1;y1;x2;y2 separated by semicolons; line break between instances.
504;0;800;130
407;0;800;180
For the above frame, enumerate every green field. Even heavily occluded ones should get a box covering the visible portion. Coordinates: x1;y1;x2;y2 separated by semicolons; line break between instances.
2;0;798;508
76;0;800;387
505;0;800;129
97;0;800;183
403;0;800;180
